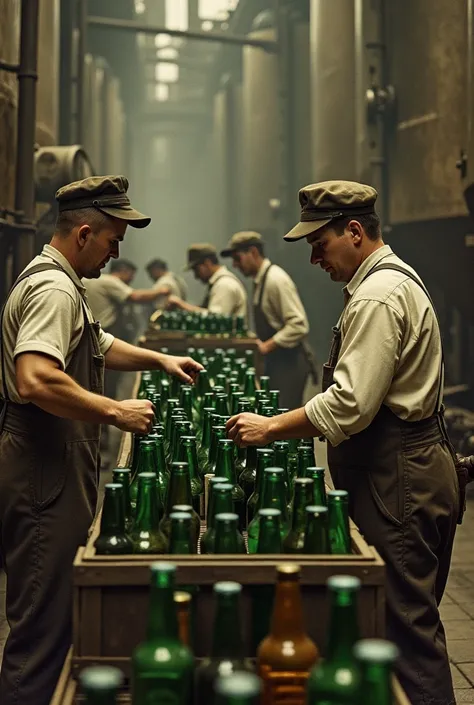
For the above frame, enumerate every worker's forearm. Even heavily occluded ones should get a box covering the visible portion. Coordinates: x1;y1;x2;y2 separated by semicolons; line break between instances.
267;407;321;442
130;289;166;303
105;337;166;371
20;368;119;424
174;300;204;313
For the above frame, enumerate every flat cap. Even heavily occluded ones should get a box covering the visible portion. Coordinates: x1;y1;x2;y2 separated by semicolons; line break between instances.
55;175;151;228
284;180;377;242
184;243;217;271
221;231;263;257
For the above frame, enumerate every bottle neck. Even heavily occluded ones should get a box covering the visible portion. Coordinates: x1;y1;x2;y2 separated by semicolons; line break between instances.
270;578;306;638
100;490;126;536
169;521;192;554
135;482;161;530
165;472;192;514
257;517;282;553
328;501;351;553
154;439;168;477
202;413;212;450
183;442;200;481
360;662;393;705
211;491;234;528
255;454;274;497
262;477;288;521
326;592;360;662
147;581;179;642
218;446;238;484
215;523;239;553
212;593;244;658
246;446;257;471
137;446;157;475
304;512;329;553
291;485;309;531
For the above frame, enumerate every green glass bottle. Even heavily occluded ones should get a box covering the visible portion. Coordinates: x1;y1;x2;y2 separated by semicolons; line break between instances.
304;466;327;507
198;407;215;470
273;441;291;501
231;391;245;414
160;378;170;406
80;665;123;704
214;672;261;705
283;477;314;554
247;468;289;553
131;473;167;554
259;376;270;393
171;419;193;464
112;468;133;533
256;508;283;554
205;425;227;476
160;462;201;551
247;448;275;524
307;575;361;705
215;393;230;417
195;582;254;705
297;445;315;479
149;392;163;426
269;390;280;410
146;433;169;506
169;511;194;554
165;398;181;446
195;369;211;404
243;369;257;406
327;490;351;555
95;483;133;555
179;436;204;514
131;563;194;704
138;371;153;399
353;639;399;705
214;513;246;554
215;373;227;389
179;385;195;424
237;362;248;388
130;440;158;512
200;480;233;554
167;412;186;462
170;374;181;400
303;505;329;554
216;438;246;532
255;390;269;414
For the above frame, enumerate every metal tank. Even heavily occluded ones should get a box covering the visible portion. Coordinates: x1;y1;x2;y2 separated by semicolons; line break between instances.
241;11;280;235
105;76;126;175
386;0;468;223
0;0;20;214
36;0;60;146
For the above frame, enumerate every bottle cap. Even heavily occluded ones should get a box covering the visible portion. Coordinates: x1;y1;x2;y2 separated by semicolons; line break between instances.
327;575;361;591
276;563;300;577
215;672;261;698
174;591;192;604
80;665;123;691
354;639;399;663
305;505;328;515
214;581;242;594
258;508;281;518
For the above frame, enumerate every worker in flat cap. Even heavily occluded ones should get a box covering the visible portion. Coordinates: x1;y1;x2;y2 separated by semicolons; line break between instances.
227;180;461;705
0;175;203;705
167;243;247;318
221;231;315;409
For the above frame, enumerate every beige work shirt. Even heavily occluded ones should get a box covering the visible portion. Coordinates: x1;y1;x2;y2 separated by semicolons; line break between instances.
253;259;309;348
0;245;114;404
84;273;133;330
305;245;442;447
153;271;187;310
207;266;247;318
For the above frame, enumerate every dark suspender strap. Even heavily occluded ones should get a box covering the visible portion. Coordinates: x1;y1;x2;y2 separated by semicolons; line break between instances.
365;262;444;412
256;264;274;309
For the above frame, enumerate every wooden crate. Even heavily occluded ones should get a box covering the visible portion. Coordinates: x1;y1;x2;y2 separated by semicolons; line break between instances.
139;331;264;377
52;648;410;705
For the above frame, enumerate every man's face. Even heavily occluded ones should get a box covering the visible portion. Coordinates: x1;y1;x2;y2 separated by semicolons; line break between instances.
119;268;135;285
77;218;127;279
192;260;211;283
232;248;258;277
306;221;362;283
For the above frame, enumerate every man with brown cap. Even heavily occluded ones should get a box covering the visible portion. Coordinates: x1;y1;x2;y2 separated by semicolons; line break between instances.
221;231;312;409
0;175;202;705
167;243;247;318
227;180;461;705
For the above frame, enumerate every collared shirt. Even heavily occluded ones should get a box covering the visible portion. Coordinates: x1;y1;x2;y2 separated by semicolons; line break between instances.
152;271;187;310
0;244;114;404
253;259;309;348
305;245;442;447
84;273;133;329
207;266;247;318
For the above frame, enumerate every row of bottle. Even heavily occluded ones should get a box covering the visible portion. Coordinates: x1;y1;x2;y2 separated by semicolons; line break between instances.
159;310;248;338
95;463;350;556
77;562;399;705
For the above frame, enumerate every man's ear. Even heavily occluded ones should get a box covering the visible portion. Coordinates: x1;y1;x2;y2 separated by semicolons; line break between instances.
76;224;92;249
348;219;364;245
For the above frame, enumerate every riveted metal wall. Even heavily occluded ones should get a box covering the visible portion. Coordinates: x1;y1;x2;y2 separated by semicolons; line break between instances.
241;27;280;234
386;0;468;223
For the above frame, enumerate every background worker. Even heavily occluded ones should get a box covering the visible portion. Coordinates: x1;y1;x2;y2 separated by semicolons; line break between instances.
167;243;247;318
226;181;460;705
146;257;188;310
221;231;314;409
0;175;202;705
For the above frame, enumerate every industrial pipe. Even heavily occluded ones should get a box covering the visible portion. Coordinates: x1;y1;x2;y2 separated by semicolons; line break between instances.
13;0;40;279
76;0;87;145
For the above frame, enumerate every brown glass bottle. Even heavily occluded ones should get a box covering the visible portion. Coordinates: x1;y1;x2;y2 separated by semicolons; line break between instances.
174;590;193;647
257;564;319;705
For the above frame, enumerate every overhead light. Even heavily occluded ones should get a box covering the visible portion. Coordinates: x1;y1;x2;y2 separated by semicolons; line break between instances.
155;62;179;83
199;0;239;20
202;20;213;31
157;47;179;60
155;83;169;102
135;0;146;14
155;33;171;48
166;0;188;31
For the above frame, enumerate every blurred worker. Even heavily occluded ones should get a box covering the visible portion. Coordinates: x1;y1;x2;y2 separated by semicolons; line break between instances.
0;175;202;705
146;257;188;310
221;231;314;409
168;243;247;318
226;181;461;705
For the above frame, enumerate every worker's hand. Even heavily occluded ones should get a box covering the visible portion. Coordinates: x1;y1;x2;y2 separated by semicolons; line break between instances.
256;338;277;356
114;399;155;434
154;285;171;297
160;354;204;384
227;412;272;447
166;295;184;309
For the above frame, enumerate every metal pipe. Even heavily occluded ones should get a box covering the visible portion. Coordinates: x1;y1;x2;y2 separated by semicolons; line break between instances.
87;15;278;52
466;0;474;185
13;0;40;279
76;0;87;144
0;60;19;73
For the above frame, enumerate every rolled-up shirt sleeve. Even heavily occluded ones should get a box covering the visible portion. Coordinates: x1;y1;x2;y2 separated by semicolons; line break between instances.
269;275;309;349
305;299;403;446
